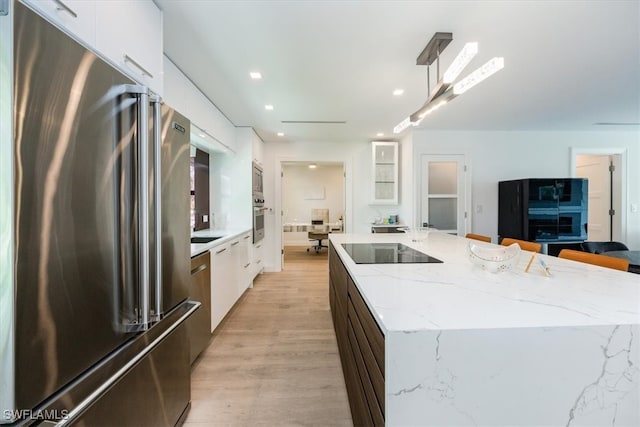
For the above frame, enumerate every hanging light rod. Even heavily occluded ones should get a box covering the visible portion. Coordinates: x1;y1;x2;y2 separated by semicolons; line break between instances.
416;32;452;66
394;32;505;134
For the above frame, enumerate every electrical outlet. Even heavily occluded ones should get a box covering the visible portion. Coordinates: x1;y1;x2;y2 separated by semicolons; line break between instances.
631;204;638;213
203;214;209;222
476;204;483;214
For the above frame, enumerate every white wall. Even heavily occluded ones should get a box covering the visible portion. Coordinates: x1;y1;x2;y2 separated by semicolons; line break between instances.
412;130;640;248
282;163;344;223
282;163;344;246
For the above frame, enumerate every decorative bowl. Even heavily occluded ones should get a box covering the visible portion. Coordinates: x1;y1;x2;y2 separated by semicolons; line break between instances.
400;227;432;242
468;241;521;273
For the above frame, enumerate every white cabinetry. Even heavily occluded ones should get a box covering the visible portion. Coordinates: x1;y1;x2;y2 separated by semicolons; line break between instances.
210;243;235;332
371;141;399;205
21;0;96;44
22;0;163;96
252;241;264;279
208;231;253;332
162;56;236;152
95;0;163;96
238;233;252;296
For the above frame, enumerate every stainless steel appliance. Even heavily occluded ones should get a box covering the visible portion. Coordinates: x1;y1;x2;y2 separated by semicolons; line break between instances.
252;162;265;243
0;2;199;424
253;196;266;243
252;161;264;199
341;243;443;264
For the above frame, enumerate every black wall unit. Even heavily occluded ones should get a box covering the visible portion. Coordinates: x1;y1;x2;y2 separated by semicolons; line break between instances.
498;178;588;242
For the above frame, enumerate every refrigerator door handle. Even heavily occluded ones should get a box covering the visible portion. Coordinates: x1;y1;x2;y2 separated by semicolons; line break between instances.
137;88;151;329
115;83;153;333
151;95;163;321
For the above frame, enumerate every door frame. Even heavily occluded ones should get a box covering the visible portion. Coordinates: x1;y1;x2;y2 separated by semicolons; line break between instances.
417;154;470;236
570;147;627;242
275;157;351;272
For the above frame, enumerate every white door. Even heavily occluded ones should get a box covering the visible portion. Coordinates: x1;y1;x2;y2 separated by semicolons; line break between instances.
420;155;467;235
576;154;611;241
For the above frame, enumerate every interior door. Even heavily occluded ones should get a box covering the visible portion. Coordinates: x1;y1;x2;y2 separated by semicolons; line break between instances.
576;154;611;241
420;155;467;235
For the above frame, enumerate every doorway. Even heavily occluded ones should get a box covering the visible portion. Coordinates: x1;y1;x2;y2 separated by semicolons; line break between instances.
419;155;469;235
280;162;345;268
571;148;626;242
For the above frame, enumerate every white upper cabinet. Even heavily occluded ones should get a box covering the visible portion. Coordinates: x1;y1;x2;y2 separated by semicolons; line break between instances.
186;88;236;152
95;0;163;96
163;55;236;152
371;141;399;205
251;131;264;166
21;0;96;46
162;56;189;116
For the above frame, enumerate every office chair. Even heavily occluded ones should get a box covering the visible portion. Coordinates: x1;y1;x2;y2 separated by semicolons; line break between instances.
465;233;491;243
500;237;542;253
558;249;629;272
307;219;329;254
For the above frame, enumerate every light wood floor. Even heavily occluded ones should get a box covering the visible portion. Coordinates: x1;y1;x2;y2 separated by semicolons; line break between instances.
184;246;352;426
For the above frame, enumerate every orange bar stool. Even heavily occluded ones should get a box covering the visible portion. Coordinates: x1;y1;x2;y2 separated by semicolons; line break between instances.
558;249;629;272
500;237;542;253
465;233;491;243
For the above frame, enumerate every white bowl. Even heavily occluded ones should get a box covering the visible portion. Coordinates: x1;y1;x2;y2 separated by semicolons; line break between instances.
468;241;521;273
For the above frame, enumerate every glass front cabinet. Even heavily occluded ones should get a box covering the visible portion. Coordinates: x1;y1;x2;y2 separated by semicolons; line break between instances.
371;141;399;205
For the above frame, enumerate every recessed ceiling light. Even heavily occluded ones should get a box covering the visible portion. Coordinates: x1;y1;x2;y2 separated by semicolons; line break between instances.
376;132;384;137
308;163;317;169
249;71;262;79
277;132;284;137
393;89;404;96
265;104;274;110
199;133;206;138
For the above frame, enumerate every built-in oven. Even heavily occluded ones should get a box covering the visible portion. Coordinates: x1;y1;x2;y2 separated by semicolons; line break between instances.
252;162;265;243
253;197;265;243
252;162;263;199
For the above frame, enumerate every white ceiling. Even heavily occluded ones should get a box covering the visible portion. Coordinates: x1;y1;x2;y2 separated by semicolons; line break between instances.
156;0;640;144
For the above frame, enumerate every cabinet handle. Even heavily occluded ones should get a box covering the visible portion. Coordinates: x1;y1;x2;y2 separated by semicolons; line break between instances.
53;0;77;18
243;263;250;268
190;263;208;275
124;54;153;78
256;260;261;264
231;241;239;246
243;235;250;240
215;248;227;254
256;245;262;249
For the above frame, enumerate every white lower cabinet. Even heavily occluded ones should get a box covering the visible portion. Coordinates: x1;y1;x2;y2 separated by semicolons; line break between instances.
238;232;252;297
252;241;264;279
209;231;254;332
210;242;234;332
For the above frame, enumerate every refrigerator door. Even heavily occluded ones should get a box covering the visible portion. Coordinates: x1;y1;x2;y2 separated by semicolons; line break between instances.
157;104;190;315
13;2;139;411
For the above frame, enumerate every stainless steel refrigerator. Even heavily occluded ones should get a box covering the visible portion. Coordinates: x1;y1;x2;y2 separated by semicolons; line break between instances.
0;2;199;425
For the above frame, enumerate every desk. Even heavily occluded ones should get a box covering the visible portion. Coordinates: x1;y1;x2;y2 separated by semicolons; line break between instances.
283;222;342;233
604;250;640;274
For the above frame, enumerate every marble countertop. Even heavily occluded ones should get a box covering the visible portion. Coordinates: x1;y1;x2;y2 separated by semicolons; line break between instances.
190;228;252;257
329;232;640;334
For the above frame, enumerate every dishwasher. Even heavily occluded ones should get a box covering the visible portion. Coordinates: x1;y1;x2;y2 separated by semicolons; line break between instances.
187;251;212;364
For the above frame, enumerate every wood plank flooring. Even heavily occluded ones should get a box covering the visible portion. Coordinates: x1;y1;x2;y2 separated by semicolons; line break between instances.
184;246;352;426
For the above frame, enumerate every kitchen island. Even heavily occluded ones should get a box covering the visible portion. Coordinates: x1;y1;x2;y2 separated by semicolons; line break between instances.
328;232;639;426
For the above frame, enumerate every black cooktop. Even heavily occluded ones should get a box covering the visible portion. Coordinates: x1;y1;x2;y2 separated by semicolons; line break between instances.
341;243;443;264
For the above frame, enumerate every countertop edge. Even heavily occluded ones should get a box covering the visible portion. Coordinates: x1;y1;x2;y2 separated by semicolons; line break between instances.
190;228;253;258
